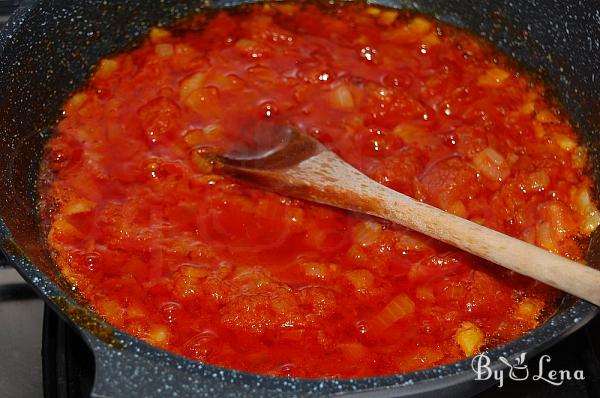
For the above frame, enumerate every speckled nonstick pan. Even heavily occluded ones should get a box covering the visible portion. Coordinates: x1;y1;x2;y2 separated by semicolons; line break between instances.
0;1;599;397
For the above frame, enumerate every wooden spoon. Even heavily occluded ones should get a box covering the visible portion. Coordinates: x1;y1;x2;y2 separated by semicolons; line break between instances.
206;126;600;306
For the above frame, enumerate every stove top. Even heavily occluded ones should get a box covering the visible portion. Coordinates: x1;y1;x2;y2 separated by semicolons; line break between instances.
0;267;44;398
0;1;18;24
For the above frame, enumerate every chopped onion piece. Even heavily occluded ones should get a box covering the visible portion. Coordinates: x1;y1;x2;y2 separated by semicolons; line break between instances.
520;101;536;115
535;109;558;124
371;293;415;332
572;146;588;169
455;322;484;356
352;220;381;246
447;201;467;217
303;262;337;279
515;298;544;324
95;59;119;78
273;3;299;16
395;232;431;252
377;10;398;26
184;129;206;147
184;125;223;147
235;38;258;53
392;123;425;145
415;286;435;301
545;202;570;241
97;299;125;321
50;217;82;239
536;221;559;253
147;325;170;345
525;171;550;192
155;43;174;58
179;264;210;279
477;68;510;87
191;151;214;174
338;342;369;361
63;198;96;215
149;27;172;42
471;147;510;182
407;17;432;34
344;269;374;291
179;72;207;102
582;211;600;234
575;188;594;215
65;92;89;113
330;84;355;109
422;32;441;46
554;134;577;151
366;7;381;16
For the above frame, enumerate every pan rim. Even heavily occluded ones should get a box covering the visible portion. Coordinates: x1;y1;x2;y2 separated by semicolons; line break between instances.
0;0;598;395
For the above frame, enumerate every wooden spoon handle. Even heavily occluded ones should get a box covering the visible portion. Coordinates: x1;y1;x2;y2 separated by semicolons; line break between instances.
285;151;600;306
378;197;600;306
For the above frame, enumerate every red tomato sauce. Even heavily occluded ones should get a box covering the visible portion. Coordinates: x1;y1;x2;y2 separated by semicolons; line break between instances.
40;2;597;378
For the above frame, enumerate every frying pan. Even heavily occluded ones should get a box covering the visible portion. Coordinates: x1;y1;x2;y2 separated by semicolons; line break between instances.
0;0;599;397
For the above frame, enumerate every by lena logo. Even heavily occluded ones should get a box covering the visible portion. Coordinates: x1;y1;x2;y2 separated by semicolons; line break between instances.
471;352;584;388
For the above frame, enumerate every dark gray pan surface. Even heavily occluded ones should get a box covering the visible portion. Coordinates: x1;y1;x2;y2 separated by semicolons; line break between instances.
0;1;598;396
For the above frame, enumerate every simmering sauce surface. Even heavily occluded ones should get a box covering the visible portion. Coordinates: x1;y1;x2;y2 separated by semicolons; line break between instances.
41;2;598;378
